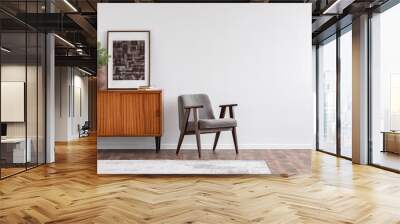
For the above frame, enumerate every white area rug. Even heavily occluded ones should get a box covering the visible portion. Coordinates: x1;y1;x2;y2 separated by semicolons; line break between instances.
97;160;271;175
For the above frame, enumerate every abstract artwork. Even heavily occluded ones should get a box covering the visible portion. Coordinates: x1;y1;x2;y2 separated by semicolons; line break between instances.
107;31;150;89
113;40;145;80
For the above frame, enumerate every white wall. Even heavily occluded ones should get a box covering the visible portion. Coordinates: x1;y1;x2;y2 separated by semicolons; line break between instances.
1;65;39;138
1;66;26;128
72;73;89;137
55;67;70;141
97;3;313;150
55;67;89;141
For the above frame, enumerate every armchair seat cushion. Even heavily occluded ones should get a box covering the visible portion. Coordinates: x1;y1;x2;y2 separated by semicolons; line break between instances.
199;118;237;130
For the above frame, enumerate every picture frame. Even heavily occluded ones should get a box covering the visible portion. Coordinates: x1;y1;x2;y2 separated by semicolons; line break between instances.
107;31;150;89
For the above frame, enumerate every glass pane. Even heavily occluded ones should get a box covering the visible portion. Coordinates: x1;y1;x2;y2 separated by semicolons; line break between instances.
0;1;46;178
27;31;38;169
0;1;28;32
318;38;337;154
1;31;27;178
38;33;45;165
371;4;400;171
340;30;352;158
26;0;38;169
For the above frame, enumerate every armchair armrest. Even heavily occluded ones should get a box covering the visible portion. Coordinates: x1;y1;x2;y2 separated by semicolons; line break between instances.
184;105;204;110
219;104;237;119
183;105;203;127
219;104;238;108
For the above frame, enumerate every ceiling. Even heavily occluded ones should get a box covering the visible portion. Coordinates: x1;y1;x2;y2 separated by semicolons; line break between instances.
0;0;393;73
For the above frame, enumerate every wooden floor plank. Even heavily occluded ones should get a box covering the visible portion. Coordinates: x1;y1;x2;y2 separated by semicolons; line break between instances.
0;136;399;223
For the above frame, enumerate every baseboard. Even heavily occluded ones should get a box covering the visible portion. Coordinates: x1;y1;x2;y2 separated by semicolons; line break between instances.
164;144;312;150
97;138;312;150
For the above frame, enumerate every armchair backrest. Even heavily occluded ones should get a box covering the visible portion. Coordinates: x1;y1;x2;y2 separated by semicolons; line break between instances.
178;94;215;131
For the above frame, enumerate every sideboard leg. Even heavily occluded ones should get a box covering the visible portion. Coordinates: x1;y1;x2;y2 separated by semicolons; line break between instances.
155;136;161;153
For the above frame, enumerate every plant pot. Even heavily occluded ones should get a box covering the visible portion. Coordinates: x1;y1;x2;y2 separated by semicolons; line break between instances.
97;66;107;90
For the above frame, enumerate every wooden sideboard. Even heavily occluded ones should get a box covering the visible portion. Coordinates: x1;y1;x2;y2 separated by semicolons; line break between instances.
97;89;163;151
382;131;400;154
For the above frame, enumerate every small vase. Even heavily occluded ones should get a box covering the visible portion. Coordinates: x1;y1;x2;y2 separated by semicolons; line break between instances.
97;66;107;90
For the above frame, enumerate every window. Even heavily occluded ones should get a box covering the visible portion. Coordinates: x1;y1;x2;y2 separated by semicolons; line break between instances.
317;26;353;159
318;37;337;155
340;29;352;158
370;3;400;171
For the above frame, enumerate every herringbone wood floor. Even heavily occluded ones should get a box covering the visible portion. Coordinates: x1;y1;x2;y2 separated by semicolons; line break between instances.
1;137;400;223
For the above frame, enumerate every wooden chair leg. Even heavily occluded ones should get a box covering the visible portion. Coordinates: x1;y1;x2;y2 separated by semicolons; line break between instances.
177;109;190;155
176;132;185;155
232;127;239;154
212;132;221;151
195;131;202;158
192;108;202;158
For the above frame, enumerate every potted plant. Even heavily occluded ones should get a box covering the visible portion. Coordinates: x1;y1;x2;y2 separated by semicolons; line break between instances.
97;42;110;90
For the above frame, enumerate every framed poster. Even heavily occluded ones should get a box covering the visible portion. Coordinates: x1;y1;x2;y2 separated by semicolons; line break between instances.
107;31;150;89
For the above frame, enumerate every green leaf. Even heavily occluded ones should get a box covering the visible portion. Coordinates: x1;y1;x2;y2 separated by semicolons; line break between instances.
97;42;110;66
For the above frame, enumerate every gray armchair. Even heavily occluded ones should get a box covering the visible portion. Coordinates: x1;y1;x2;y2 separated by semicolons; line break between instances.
176;94;238;158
